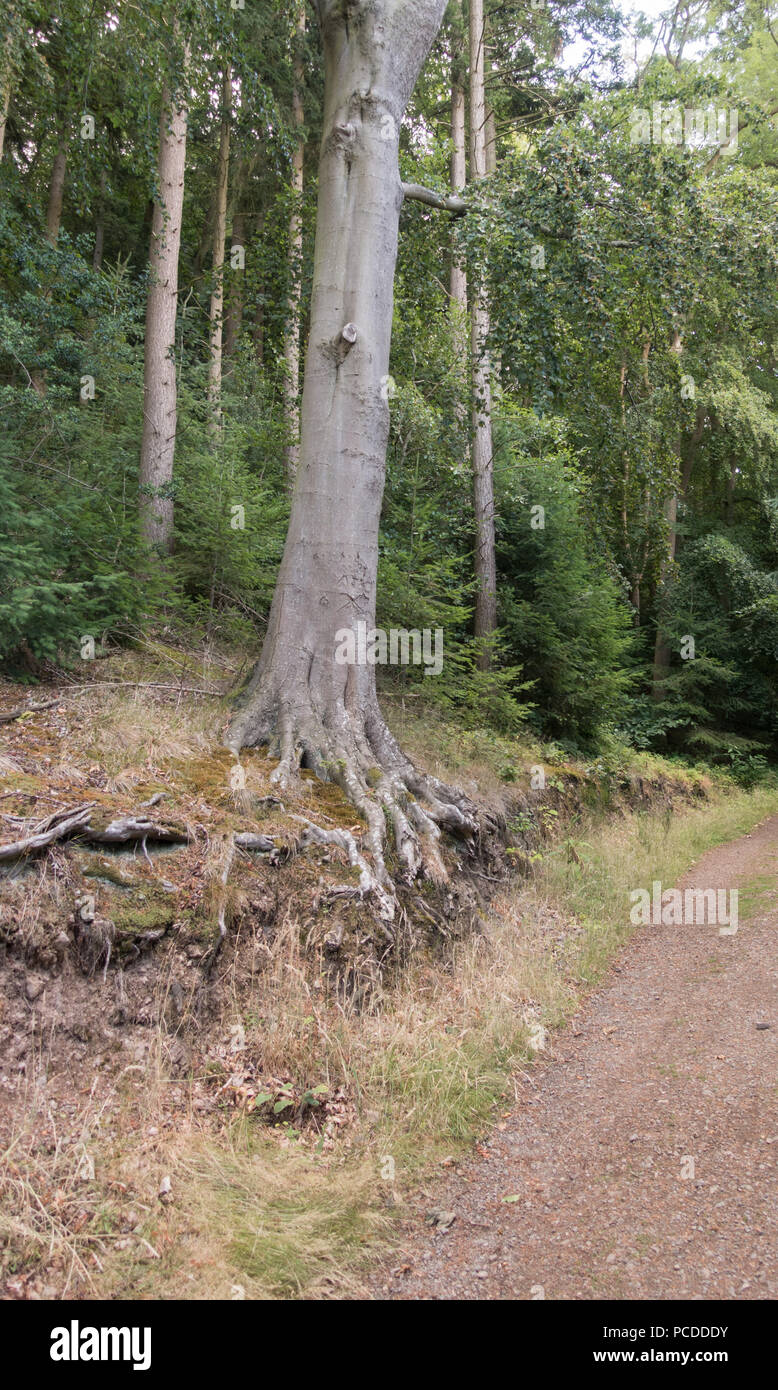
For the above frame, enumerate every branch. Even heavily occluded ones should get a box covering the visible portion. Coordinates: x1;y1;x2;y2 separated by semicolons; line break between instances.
704;102;778;174
0;680;224;722
0;805;94;862
0;805;190;861
402;182;467;216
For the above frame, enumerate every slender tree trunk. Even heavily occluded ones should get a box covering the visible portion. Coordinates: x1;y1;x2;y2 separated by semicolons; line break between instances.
469;0;497;665
208;64;231;434
484;105;497;175
253;294;264;364
138;70;189;553
0;24;13;164
283;2;306;482
92;169;106;270
228;0;474;896
651;482;677;699
224;208;245;358
45;137;67;245
449;3;467;312
726;459;736;524
652;327;693;696
449;5;468;447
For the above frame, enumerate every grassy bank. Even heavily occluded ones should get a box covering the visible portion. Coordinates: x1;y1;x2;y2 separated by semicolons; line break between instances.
3;659;778;1300
132;781;778;1299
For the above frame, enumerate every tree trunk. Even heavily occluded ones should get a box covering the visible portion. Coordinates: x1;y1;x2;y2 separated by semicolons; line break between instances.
208;64;231;434
92;169;106;270
138;70;189;553
283;1;306;482
227;0;475;901
224;208;245;358
469;0;497;665
252;294;264;364
45;138;67;245
652;341;703;697
0;24;13;164
449;2;467;312
449;0;468;447
726;459;736;524
485;105;497;175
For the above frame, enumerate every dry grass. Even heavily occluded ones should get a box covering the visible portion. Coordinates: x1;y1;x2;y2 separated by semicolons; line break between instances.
3;656;778;1300
62;687;220;780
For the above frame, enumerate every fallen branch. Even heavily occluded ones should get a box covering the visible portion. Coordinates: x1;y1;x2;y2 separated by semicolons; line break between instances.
0;805;189;862
0;804;95;861
87;817;189;846
234;831;276;853
0;681;225;723
0;697;63;724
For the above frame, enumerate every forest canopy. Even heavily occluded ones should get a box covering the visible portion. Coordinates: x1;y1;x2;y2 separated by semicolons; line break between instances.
1;0;777;782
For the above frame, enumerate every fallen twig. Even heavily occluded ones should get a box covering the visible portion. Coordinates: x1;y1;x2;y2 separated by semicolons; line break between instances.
0;806;189;862
234;831;276;853
87;816;189;846
0;680;225;723
0;804;95;861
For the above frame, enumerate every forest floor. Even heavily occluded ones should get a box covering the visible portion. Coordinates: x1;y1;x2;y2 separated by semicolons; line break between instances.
371;815;778;1300
1;646;777;1299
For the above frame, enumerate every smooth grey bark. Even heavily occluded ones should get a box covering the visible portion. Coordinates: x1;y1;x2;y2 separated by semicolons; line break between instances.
228;0;475;899
449;3;468;439
283;1;306;481
208;64;232;433
139;71;189;553
469;0;497;663
224;207;245;358
449;13;467;310
652;329;708;695
92;168;106;270
45;137;67;245
0;24;14;164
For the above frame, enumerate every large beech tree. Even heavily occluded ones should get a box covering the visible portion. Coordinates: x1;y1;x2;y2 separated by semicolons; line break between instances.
227;0;475;902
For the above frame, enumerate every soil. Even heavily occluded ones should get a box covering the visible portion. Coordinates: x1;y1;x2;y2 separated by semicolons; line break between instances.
373;814;778;1300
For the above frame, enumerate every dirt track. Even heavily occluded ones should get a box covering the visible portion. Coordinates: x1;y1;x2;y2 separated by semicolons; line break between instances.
376;816;778;1300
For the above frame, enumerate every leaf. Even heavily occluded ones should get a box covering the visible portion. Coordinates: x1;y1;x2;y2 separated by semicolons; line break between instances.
273;1097;294;1114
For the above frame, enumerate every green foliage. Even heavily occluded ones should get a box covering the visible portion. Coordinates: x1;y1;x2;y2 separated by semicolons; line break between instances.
494;409;636;742
2;0;778;776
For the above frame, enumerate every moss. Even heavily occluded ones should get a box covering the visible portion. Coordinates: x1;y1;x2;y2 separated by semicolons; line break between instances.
111;889;177;951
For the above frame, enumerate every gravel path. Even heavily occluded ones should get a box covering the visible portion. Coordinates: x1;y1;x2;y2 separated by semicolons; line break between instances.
375;815;778;1300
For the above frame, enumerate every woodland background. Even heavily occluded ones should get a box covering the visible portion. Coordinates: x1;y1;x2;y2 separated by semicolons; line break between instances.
1;0;778;777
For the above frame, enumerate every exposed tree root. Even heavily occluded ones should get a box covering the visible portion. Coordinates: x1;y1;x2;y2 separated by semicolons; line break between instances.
0;808;190;862
226;685;478;915
290;814;395;927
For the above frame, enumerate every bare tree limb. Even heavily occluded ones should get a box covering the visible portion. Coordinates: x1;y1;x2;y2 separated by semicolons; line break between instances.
0;805;94;861
402;182;467;216
0;680;224;722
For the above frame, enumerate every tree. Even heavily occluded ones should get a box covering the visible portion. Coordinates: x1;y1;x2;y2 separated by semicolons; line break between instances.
282;0;306;482
468;0;497;664
138;48;189;554
0;15;17;165
227;0;476;904
207;64;232;434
